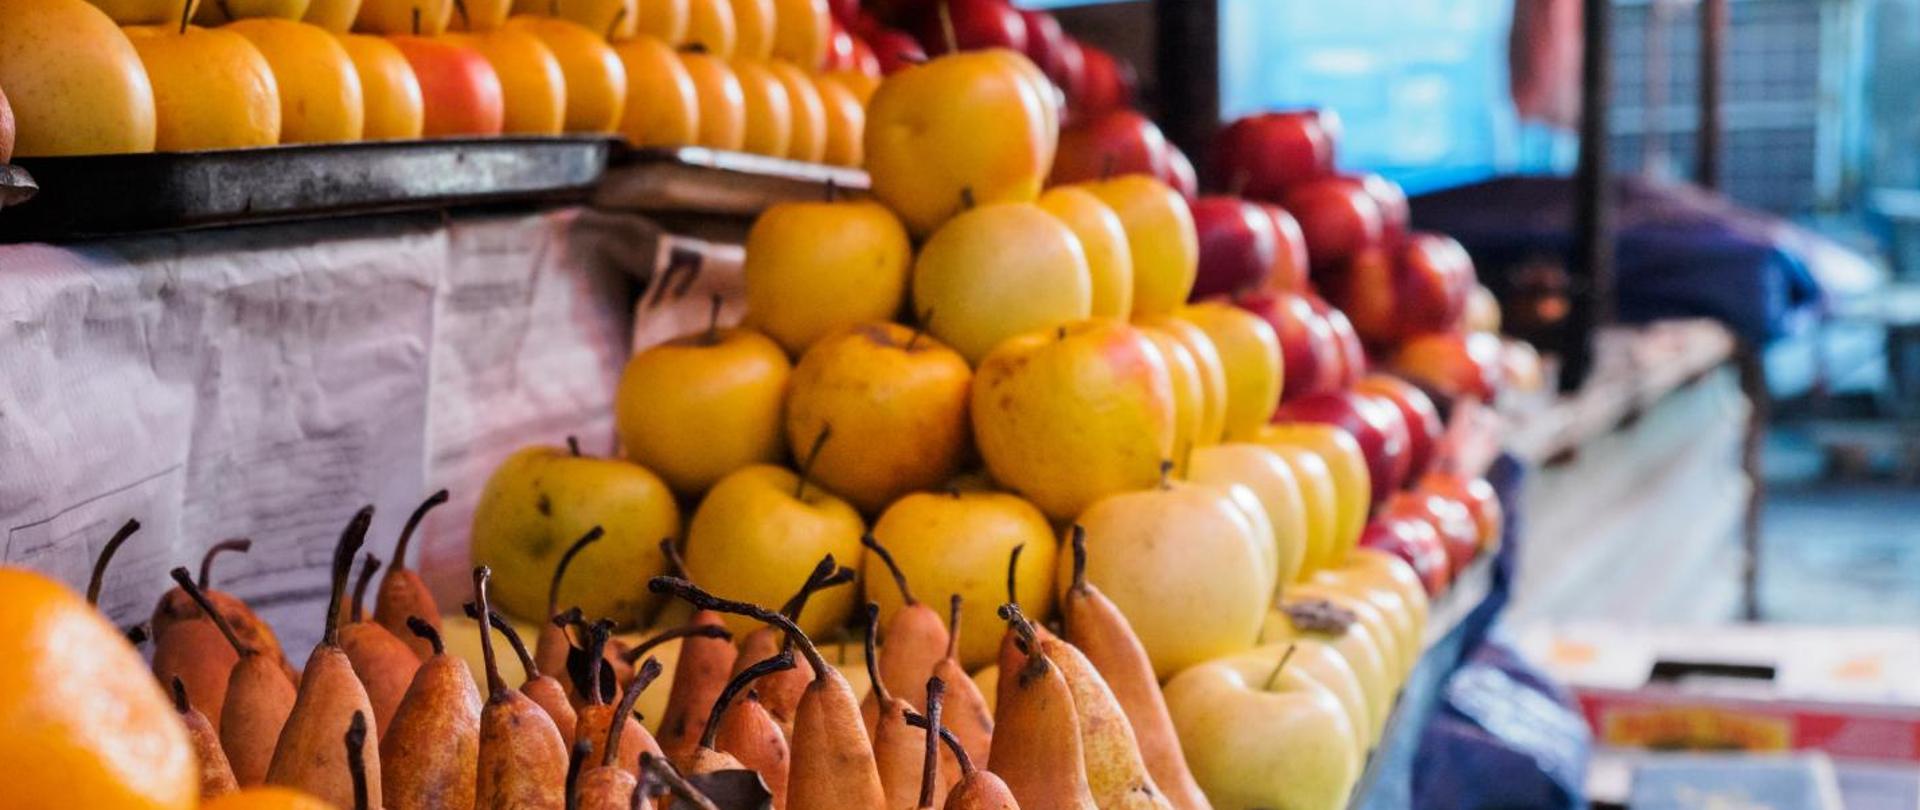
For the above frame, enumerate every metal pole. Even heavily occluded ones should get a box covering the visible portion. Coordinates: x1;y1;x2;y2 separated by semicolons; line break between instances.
1697;0;1728;189
1153;0;1221;165
1565;0;1616;392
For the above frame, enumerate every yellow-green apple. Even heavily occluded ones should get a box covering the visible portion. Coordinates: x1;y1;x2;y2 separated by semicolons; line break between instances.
1138;314;1228;447
636;0;689;43
227;18;365;143
1289;579;1409;684
441;27;562;135
1164;644;1362;810
0;85;12;162
1380;492;1469;585
1037;185;1135;320
1273;391;1409;506
339;34;425;139
767;59;825;161
743;198;912;356
1417;472;1502;554
1206;110;1336;200
972;319;1175;521
1048;109;1168;186
914;0;1023;53
1069;481;1272;678
1177;301;1281;441
1390;331;1503;404
1260;441;1337;582
1235;289;1340;403
911;201;1092;364
723;0;772;58
89;0;198;24
1338;548;1431;643
301;0;360;31
728;56;791;157
1081;174;1197;318
1262;599;1392;744
682;463;865;637
614;322;791;497
471;443;680;625
684;0;737;55
505;15;627;133
1188;443;1310;593
677;47;746;149
1281;175;1382;272
1259;203;1309;293
1137;326;1207;465
864;49;1051;235
784;323;972;513
1307;293;1368;387
124;23;280;151
1320;231;1474;346
1258;423;1369;567
355;0;451;33
193;0;310;23
869;488;1057;668
1356;374;1442;481
613;35;699;146
814;72;863;165
1189;196;1278;300
0;0;155;157
770;0;828;67
389;33;505;136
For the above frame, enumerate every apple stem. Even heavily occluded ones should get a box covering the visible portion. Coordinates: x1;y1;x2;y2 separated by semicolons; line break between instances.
406;616;445;656
648;568;835;681
918;677;945;808
548;525;606;617
350;554;382;625
412;7;421;36
945;594;962;660
1068;524;1090;595
466;601;545;680
861;533;918;606
680;42;709;55
87;518;141;607
217;0;233;20
170;566;253;658
937;0;958;54
1264;644;1299;691
605;656;661;767
643;752;723;810
794;424;832;500
704;294;723;345
567;435;583;457
393;489;449;571
177;0;191;35
607;5;627;38
905;310;932;351
658;538;695;584
1004;543;1024;607
453;0;470;30
347;711;370;810
475;567;510;698
863;603;896;707
903;707;973;775
700;648;794;750
623;622;732;663
197;538;252;591
958;187;976;210
325;507;375;648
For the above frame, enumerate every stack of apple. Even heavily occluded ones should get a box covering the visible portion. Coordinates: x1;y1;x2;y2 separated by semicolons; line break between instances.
0;0;871;166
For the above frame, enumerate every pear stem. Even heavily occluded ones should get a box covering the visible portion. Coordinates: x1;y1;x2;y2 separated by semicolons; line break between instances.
467;602;543;680
1004;544;1025;608
918;677;945;809
351;554;382;625
406;616;445;656
324;507;375;647
794;424;832;500
649;570;834;681
548;526;606;617
474;566;508;697
393;489;449;572
87;518;140;606
997;603;1049;682
861;533;918;606
604;657;661;767
1264;644;1299;691
623;623;732;664
902;710;973;775
777;556;852;624
170;566;252;657
126;623;150;647
177;0;190;36
642;753;722;810
863;603;894;706
171;675;191;714
937;1;957;53
198;538;251;590
346;711;370;810
700;650;794;750
584;620;615;706
607;4;627;37
1068;525;1089;595
945;594;962;661
567;739;593;810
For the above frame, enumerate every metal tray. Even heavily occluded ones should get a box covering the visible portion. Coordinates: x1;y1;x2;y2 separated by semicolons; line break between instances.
593;145;870;219
0;136;614;243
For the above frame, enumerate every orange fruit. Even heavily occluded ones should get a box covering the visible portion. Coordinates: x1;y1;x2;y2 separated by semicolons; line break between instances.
203;787;337;809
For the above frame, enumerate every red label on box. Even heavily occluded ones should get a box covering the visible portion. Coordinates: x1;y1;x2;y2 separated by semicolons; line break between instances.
1577;689;1920;762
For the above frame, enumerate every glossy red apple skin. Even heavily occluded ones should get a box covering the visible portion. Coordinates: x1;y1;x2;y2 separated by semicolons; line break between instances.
1016;8;1070;86
1165;141;1198;201
1283;176;1384;271
1273;390;1411;506
392;37;506;138
824;22;856;70
1073;43;1133;114
1359;512;1451;595
1189;196;1278;300
1361;174;1410;243
1305;293;1368;387
867;26;928;73
1356;374;1443;481
1208;110;1336;200
1390;331;1503;404
1049;109;1169;186
1262;204;1309;292
918;0;1026;55
1418;471;1502;552
1318;231;1473;347
1237;289;1341;403
1385;491;1478;577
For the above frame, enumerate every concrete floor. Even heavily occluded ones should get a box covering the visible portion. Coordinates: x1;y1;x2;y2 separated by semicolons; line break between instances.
1756;427;1920;623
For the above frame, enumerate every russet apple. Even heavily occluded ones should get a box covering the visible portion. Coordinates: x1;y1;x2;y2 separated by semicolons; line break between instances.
1048;109;1168;186
724;0;773;58
1258;440;1338;582
1263;598;1393;744
813;71;863;166
1164;644;1362;809
1070;481;1273;678
1417;471;1502;553
1383;490;1477;579
910;201;1092;364
124;23;281;151
1137;326;1208;463
1389;330;1504;405
505;15;627;133
1137;314;1229;448
743;198;912;356
683;463;865;637
865;49;1051;235
1273;390;1409;506
677;47;747;149
1189;442;1310;593
301;0;360;31
1260;204;1309;292
1037;185;1135;319
770;0;829;67
972;319;1176;521
615;323;791;497
784;323;972;514
0;0;156;157
228;18;365;143
1258;423;1369;567
870;488;1057;669
684;0;737;56
1237;289;1340;404
339;34;425;139
1207;110;1336;199
1177;301;1282;441
389;33;506;136
91;0;200;24
1357;509;1449;597
636;0;690;42
727;56;791;155
766;59;825;161
471;444;680;625
1081;174;1198;318
1189;196;1278;300
0;85;13;162
356;0;451;34
441;27;563;135
1356;374;1443;483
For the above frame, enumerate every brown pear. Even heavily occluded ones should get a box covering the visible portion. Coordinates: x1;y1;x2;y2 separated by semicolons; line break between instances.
173;675;239;799
467;601;581;741
153;612;240;731
932;596;993;768
994;545;1056;680
380;617;481;810
266;506;385;808
339;553;424;734
680;649;793;782
374;490;450;662
346;711;374;810
713;658;795;809
988;605;1096;810
167;566;296;788
535;526;606;681
863;534;951;713
474;565;571;808
575;627;666;778
903;690;1021;810
733;559;855;737
152;538;298;684
1040;637;1171;810
1058;527;1209;810
649;561;888;810
656;539;741;763
865;604;948;810
576;657;662;809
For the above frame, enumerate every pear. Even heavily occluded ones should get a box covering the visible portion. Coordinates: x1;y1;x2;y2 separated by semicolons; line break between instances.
373;490;450;662
474;566;571;808
987;605;1097;810
266;506;384;808
902;690;1021;810
1040;637;1172;810
864;604;947;810
711;662;793;807
534;525;606;684
671;645;793;803
467;601;580;741
642;752;730;810
173;675;240;799
574;658;658;809
733;558;855;737
339;554;423;734
153;608;240;731
862;534;950;714
166;566;296;788
655;539;742;764
379;617;481;810
152;538;296;684
575;626;666;777
930;596;993;769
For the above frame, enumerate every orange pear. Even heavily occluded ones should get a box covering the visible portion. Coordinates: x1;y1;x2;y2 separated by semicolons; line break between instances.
474;566;571;808
151;538;295;684
535;526;607;682
865;604;947;810
655;539;741;764
373;490;450;662
467;601;580;741
862;534;950;714
166;566;296;789
929;596;993;771
903;689;1020;810
731;557;854;736
379;618;481;810
173;676;239;799
575;629;666;777
572;658;660;809
987;605;1095;810
339;554;422;734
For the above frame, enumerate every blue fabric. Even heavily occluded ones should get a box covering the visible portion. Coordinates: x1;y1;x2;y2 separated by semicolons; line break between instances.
1412;638;1594;810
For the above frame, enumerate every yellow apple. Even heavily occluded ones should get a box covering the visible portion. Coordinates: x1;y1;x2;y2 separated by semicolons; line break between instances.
1342;547;1431;636
614;324;790;497
471;444;681;625
504;15;626;133
90;0;199;25
677;48;745;149
1310;565;1423;679
1070;482;1272;679
636;0;688;42
356;0;451;34
683;463;865;637
820;66;874;105
1188;443;1309;593
1256;439;1338;580
766;59;824;162
989;46;1058;174
728;57;789;156
510;0;638;40
784;323;971;514
770;0;826;66
124;24;280;151
442;27;565;135
0;0;156;157
612;34;698;146
300;0;359;31
1164;644;1362;809
339;34;424;139
870;488;1057;669
1262;601;1392;744
911;201;1093;364
1138;314;1228;446
742;198;911;356
1037;186;1134;320
1259;423;1369;566
972;319;1175;521
1081;174;1197;318
813;72;862;166
1288;580;1409;684
1177;302;1282;441
865;50;1051;235
227;18;365;143
1137;326;1204;469
724;0;771;58
683;0;735;56
193;0;309;23
448;0;510;30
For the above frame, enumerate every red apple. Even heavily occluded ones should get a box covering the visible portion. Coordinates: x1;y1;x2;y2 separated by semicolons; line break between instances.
1208;111;1336;200
1073;42;1134;114
917;0;1025;54
851;34;883;77
1262;204;1309;292
824;23;857;70
1417;471;1502;553
0;84;13;164
1390;331;1503;404
829;0;860;23
1050;36;1087;106
1385;491;1478;577
1318;231;1473;347
1305;293;1368;387
1356;374;1442;481
1360;173;1409;244
1049;109;1169;185
391;36;505;138
868;26;928;74
1236;289;1340;403
1283;176;1384;271
1359;512;1450;595
1016;8;1070;87
1273;390;1410;506
1165;141;1198;201
1188;196;1277;300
